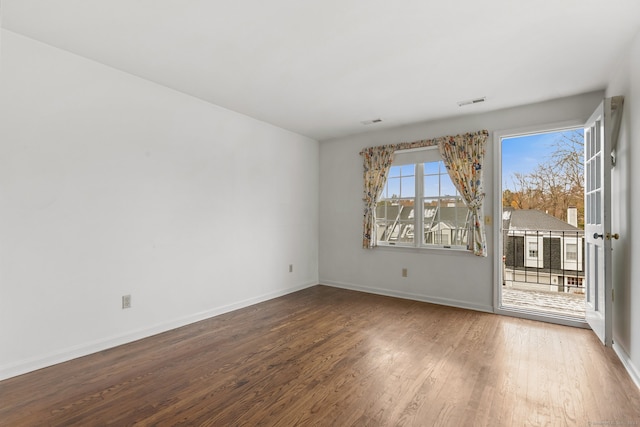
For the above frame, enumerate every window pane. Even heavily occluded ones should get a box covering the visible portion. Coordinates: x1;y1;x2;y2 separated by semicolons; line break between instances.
385;178;400;199
375;198;414;245
400;176;415;198
376;201;401;243
397;220;414;243
528;241;538;258
388;165;402;178
388;205;414;244
399;164;415;176
423;201;438;219
424;161;441;175
440;232;449;245
440;175;458;197
424;175;439;197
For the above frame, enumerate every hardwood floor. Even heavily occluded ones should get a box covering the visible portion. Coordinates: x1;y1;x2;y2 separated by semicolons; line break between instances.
2;285;639;426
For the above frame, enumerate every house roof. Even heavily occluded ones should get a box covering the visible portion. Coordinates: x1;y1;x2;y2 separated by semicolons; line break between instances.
430;206;469;229
502;208;579;232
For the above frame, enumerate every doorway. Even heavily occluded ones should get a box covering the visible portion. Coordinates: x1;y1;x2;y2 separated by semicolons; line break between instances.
495;126;587;325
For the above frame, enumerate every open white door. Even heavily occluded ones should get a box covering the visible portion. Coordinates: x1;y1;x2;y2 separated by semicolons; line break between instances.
584;98;622;346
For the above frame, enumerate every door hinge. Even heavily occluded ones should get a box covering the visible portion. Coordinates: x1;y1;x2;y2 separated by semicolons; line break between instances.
612;288;615;302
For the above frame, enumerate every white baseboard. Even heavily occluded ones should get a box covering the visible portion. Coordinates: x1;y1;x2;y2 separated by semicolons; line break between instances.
321;280;494;313
613;342;640;390
0;281;317;381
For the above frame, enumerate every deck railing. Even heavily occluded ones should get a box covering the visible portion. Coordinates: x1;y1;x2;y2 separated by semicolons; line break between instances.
503;229;585;293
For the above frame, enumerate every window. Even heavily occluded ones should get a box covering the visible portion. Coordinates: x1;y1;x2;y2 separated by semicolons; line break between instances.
376;164;416;244
565;243;578;261
376;148;469;249
528;241;539;258
566;276;583;287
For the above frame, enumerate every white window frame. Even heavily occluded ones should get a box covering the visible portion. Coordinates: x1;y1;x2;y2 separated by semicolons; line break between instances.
376;147;468;251
562;236;583;272
528;241;539;258
566;276;584;288
524;235;544;268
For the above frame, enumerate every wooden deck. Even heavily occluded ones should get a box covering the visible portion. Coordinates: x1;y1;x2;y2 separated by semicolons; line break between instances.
1;285;638;426
502;287;586;318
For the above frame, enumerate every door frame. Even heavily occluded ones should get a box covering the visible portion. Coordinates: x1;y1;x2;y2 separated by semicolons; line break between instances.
492;120;589;328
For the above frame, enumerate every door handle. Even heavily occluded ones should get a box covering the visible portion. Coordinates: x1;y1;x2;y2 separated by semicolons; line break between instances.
593;233;603;239
606;233;620;240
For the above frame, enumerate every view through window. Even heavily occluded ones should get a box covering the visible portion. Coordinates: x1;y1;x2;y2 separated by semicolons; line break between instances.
376;152;469;249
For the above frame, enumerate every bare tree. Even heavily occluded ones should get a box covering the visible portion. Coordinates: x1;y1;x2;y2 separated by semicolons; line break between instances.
503;130;584;227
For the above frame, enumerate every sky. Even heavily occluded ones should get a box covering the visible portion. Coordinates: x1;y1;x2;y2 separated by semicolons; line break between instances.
501;129;584;190
383;162;457;199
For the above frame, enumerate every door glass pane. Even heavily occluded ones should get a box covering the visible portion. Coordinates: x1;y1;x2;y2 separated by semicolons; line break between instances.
596;189;601;225
596;155;601;190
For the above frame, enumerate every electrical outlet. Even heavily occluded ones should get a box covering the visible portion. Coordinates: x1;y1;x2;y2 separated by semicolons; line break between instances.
402;268;408;277
122;295;131;309
485;215;492;226
289;264;293;273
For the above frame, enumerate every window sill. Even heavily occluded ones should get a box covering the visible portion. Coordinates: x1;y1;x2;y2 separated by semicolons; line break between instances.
374;244;472;255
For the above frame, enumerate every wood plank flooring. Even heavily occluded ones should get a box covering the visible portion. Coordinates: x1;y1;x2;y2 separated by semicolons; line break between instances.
2;285;640;426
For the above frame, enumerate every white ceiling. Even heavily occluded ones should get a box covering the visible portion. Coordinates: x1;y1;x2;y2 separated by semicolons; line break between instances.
2;1;640;141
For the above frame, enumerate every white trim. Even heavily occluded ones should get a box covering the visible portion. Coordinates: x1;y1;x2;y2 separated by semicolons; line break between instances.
394;146;438;154
494;306;589;329
493;119;586;141
393;146;440;165
374;244;471;254
493;119;586;320
322;280;494;313
0;281;317;381
613;342;640;390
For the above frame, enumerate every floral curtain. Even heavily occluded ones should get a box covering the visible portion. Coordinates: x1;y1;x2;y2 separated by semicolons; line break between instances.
438;131;488;256
360;145;396;248
360;130;488;254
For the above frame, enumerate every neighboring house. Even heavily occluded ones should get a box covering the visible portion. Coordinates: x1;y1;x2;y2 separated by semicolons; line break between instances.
502;207;584;293
376;203;469;246
376;202;413;244
423;205;469;246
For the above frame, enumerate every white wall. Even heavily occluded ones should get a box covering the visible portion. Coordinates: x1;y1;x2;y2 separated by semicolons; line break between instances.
607;29;640;387
0;31;319;380
319;91;602;312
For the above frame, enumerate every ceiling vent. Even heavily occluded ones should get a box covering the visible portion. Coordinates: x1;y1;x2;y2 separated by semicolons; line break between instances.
361;118;383;125
457;97;486;107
